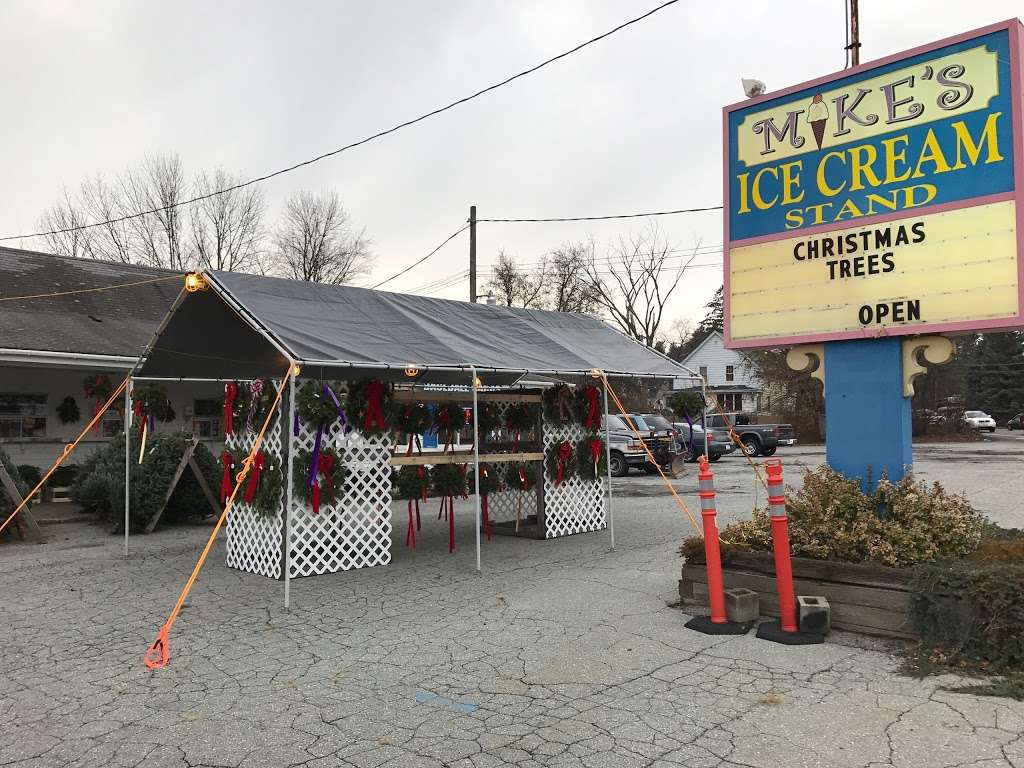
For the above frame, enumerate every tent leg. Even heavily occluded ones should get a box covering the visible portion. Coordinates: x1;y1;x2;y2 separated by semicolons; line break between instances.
471;366;481;573
283;373;297;609
124;377;132;557
603;381;615;551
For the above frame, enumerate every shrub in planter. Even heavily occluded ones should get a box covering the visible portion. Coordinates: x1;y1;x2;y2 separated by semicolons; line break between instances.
691;465;983;568
71;433;220;530
17;465;42;491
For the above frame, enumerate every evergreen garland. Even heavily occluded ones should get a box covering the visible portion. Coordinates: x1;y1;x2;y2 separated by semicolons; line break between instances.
575;436;607;481
347;378;393;436
57;396;81;425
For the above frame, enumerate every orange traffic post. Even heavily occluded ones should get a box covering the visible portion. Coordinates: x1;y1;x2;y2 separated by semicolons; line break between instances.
755;458;823;645
684;456;749;635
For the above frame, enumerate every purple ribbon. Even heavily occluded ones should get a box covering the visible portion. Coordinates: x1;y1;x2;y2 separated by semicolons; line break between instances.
306;384;345;489
293;409;300;437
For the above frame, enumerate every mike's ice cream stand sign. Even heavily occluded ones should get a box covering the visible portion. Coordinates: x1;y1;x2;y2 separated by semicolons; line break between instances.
723;20;1024;348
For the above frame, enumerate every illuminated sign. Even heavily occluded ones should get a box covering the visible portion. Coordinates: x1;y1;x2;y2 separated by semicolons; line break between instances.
723;20;1024;348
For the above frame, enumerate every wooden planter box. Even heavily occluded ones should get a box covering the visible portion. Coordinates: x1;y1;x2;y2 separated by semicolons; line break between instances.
680;551;917;639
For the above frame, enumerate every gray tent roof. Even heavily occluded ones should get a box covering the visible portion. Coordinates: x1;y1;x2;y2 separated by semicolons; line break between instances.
138;270;693;384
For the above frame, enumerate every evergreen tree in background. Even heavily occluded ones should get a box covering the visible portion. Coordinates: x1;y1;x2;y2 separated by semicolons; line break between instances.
670;286;723;361
965;332;1024;421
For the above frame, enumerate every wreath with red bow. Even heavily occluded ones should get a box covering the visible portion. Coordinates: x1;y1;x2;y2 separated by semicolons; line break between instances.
296;380;346;427
473;402;503;438
505;461;538;491
134;383;176;423
431;403;467;452
543;383;578;425
504;402;538;450
392;401;430;454
230;379;276;433
83;374;114;402
293;447;348;514
431;463;468;498
545;441;576;485
393;465;431;500
250;462;284;518
574;384;603;432
346;378;393;437
469;463;503;496
576;437;607;481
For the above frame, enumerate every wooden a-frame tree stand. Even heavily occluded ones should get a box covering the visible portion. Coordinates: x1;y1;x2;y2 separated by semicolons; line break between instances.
0;462;45;543
142;436;221;534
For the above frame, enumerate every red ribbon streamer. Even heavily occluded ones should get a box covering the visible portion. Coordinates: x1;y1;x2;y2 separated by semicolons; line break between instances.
555;441;572;485
243;451;266;503
406;500;417;549
220;452;233;504
589;437;604;474
223;382;237;436
518;468;529;491
584;386;601;430
311;453;336;516
415;498;421;531
364;379;386;432
448;496;455;553
482;494;491;541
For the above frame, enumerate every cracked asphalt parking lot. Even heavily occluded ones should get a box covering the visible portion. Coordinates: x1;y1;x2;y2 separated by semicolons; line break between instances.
3;440;1024;768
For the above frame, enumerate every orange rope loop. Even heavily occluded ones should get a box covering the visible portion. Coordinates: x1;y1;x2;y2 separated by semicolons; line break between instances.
144;365;294;670
0;376;129;539
601;375;702;536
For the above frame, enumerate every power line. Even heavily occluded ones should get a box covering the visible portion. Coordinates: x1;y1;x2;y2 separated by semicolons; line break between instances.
0;0;683;245
371;225;470;289
476;204;722;223
0;273;183;303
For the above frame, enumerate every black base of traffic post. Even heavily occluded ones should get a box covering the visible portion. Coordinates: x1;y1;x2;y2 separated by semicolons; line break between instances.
755;619;824;645
684;615;752;635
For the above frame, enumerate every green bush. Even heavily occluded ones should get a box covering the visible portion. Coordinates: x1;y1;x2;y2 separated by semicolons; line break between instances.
910;559;1024;669
17;465;42;490
71;433;220;530
689;465;983;568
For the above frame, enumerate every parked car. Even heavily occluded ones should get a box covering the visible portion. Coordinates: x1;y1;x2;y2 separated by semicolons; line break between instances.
964;410;996;432
704;413;797;457
605;414;674;477
1007;413;1024;430
671;421;735;462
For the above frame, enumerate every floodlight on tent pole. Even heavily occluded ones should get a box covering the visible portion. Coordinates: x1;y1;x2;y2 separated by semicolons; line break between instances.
184;272;209;292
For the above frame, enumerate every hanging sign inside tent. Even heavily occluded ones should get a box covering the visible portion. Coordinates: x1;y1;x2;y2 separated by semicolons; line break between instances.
723;20;1024;348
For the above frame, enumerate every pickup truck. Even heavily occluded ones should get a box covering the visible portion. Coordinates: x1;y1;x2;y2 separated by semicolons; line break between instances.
704;414;797;457
605;413;677;476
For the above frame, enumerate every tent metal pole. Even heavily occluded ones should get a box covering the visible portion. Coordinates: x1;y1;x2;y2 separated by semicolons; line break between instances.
471;366;481;573
284;372;297;609
702;378;709;458
603;381;615;551
124;377;132;557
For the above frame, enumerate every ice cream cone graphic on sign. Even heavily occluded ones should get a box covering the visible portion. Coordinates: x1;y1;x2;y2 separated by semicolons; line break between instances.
807;93;829;150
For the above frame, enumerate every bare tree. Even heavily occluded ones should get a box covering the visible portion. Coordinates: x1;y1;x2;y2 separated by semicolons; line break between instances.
273;190;372;284
546;240;601;314
584;222;693;347
121;153;191;270
79;174;134;263
38;188;95;260
190;168;266;272
484;250;546;308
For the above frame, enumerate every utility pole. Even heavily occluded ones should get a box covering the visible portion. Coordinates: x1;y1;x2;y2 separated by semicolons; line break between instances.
848;0;860;66
469;205;477;303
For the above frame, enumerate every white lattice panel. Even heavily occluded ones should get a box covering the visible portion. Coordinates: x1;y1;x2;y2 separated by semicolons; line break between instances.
225;386;285;579
287;410;393;578
542;421;606;539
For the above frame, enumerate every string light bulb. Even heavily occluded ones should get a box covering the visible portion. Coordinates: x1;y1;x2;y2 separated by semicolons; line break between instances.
292;364;301;377
404;366;420;377
184;272;208;292
590;368;603;379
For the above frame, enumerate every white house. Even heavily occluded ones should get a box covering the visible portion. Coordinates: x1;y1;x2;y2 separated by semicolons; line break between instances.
0;247;223;471
679;331;762;415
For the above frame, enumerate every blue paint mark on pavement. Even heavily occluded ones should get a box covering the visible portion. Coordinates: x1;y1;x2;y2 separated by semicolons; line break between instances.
415;691;478;713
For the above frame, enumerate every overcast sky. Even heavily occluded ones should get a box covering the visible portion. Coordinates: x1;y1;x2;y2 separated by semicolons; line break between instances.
1;1;1020;336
